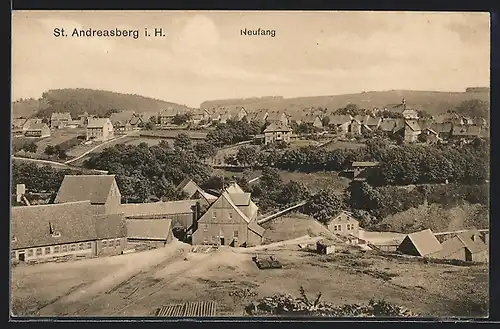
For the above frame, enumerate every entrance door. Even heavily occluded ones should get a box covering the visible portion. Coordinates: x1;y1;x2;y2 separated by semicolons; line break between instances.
18;252;25;262
220;237;225;246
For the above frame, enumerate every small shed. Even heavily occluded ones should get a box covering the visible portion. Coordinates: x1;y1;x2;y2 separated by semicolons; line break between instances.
316;239;336;255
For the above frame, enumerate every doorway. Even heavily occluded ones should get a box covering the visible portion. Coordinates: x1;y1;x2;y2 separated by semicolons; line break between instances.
18;252;25;262
220;237;225;246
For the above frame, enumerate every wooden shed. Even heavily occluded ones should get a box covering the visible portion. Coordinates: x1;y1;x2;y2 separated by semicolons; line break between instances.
316;239;336;255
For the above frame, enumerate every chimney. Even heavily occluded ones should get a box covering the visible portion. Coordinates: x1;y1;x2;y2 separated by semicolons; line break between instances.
16;184;26;203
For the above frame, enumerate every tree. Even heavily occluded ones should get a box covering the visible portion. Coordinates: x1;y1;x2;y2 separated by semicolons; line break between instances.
42;118;49;124
22;141;38;153
321;116;330;127
194;142;217;160
275;181;311;206
144;121;155;130
303;188;345;224
455;99;489;118
173;133;192;150
259;167;283;192
149;115;158;124
236;146;258;167
44;145;55;156
104;109;120;118
172;114;190;126
158;140;171;149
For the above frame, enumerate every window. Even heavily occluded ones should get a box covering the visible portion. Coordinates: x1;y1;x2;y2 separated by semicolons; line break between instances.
36;248;42;256
70;244;76;251
27;249;33;257
203;224;208;232
52;231;61;238
11;236;17;243
228;212;233;219
115;239;121;246
78;243;84;250
109;240;115;247
62;245;68;252
11;251;16;259
102;240;108;247
87;242;93;249
233;230;239;238
45;247;51;254
203;238;208;244
333;225;337;231
54;246;60;253
212;211;216;219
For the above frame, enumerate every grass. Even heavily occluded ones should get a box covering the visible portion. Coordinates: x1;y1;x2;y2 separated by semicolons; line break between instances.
279;171;351;193
322;140;366;151
11;239;489;317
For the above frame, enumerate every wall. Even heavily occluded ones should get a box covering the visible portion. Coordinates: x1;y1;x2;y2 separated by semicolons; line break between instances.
470;249;488;263
247;229;263;247
441;247;467;261
12;240;97;262
96;237;127;256
193;222;248;246
326;213;359;237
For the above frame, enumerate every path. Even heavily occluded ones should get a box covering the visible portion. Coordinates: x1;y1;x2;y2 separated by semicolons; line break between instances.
63;134;130;164
12;156;108;174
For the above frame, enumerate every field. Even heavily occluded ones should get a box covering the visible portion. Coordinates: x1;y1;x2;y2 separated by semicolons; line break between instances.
139;130;208;140
279;171;351;193
11;238;488;317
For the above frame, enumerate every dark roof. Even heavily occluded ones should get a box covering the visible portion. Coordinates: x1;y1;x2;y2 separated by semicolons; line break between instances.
109;111;136;125
328;115;352;125
405;120;421;131
430;122;453;134
126;218;172;240
417;119;433;130
119;200;198;217
160;108;180;117
266;111;286;122
95;213;126;239
401;229;442;257
379;119;397;132
11;201;97;249
452;125;482;137
54;175;117;205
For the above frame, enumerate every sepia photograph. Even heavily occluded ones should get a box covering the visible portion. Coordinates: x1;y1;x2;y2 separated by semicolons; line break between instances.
10;10;490;318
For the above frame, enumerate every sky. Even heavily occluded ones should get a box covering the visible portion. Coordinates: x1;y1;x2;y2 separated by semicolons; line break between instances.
12;11;490;108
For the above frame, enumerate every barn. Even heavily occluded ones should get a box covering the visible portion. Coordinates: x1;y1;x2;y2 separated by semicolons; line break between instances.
396;229;442;257
431;229;488;262
126;218;174;248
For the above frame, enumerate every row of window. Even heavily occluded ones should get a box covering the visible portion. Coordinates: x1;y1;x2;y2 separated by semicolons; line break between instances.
211;211;233;219
202;225;239;238
332;224;356;231
11;239;122;259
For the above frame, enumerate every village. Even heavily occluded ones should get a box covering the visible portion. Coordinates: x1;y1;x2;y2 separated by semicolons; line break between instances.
10;96;490;318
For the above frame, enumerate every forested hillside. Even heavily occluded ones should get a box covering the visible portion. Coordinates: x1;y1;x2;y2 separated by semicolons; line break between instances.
201;89;490;116
12;89;188;118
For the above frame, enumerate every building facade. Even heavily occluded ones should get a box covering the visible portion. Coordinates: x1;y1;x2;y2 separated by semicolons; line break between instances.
263;122;292;145
86;118;114;141
326;211;360;237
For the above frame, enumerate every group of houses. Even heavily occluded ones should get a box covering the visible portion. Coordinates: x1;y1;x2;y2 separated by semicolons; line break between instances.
11;174;266;263
320;210;489;263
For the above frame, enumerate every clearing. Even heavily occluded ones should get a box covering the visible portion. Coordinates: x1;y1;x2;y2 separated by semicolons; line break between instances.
11;237;488;318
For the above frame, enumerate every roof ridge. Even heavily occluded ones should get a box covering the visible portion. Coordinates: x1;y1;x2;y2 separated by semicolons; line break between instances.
12;200;92;208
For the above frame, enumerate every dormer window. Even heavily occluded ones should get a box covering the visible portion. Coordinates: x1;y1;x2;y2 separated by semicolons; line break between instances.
11;236;17;243
52;231;61;238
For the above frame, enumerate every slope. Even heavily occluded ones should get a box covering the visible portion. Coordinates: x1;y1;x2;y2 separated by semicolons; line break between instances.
12;89;189;119
201;89;490;116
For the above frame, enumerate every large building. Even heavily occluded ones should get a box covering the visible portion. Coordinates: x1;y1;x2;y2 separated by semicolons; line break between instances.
431;229;488;262
86;118;114;141
50;112;72;129
54;175;122;215
325;211;360;237
126;218;174;248
263;122;292;145
192;191;265;247
11;201;127;263
24;122;51;138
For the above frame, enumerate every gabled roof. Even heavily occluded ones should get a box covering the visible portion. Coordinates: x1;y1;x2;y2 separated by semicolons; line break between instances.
51;112;72;120
248;110;269;121
109;111;136;125
177;178;206;198
27;122;49;131
405;120;421;131
401;229;442;257
452;125;482;137
119;200;198;217
430;122;453;134
160;108;180;117
417;119;434;130
227;193;251;206
327;210;358;224
11;201;97;249
456;229;488;254
12;118;27;128
219;192;251;223
87;118;112;129
54;175;117;205
225;182;245;194
266;111;287;122
328;115;353;125
248;221;265;237
126;218;172;240
264;122;292;133
95;213;127;239
379;119;397;132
